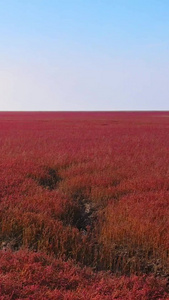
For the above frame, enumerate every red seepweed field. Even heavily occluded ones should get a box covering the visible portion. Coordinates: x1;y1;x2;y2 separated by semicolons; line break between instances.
0;111;169;299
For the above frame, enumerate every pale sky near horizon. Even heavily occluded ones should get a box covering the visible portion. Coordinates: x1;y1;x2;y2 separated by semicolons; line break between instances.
0;0;169;111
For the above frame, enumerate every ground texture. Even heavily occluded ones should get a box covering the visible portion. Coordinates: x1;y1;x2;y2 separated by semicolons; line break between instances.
0;112;169;299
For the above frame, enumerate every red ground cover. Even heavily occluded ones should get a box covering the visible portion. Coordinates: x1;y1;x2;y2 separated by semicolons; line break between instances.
0;112;169;299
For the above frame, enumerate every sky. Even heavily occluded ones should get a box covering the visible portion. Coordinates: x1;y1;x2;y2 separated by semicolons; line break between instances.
0;0;169;111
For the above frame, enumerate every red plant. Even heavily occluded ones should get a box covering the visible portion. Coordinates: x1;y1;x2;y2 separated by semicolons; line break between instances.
0;111;169;298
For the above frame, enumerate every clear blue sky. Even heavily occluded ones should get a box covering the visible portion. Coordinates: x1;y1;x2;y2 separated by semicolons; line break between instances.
0;0;169;111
